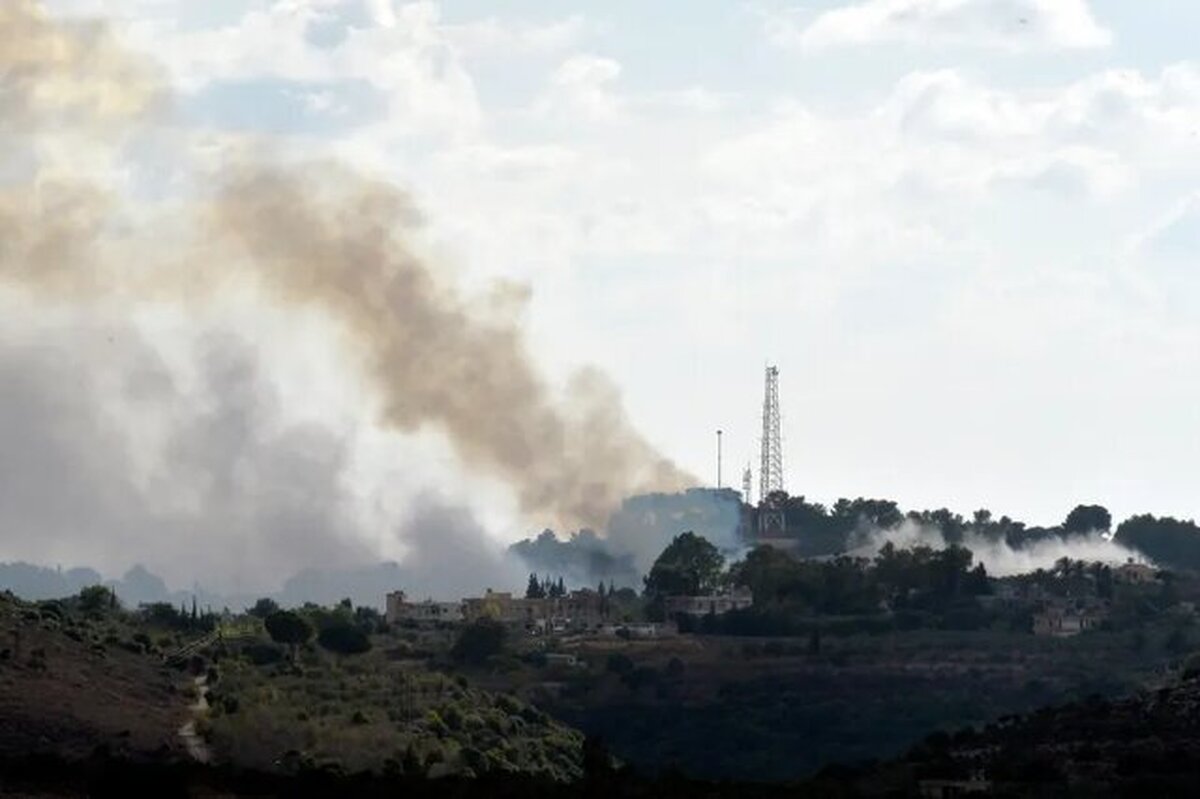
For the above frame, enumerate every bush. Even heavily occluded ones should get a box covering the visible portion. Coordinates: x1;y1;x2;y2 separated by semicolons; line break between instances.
242;642;285;666
451;618;507;665
317;622;372;656
79;585;116;615
264;611;313;650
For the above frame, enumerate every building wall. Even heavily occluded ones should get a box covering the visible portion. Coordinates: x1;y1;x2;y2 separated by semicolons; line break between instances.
385;591;464;625
665;588;753;618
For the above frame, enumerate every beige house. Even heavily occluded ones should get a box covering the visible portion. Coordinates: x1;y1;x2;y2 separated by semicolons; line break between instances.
385;591;463;625
1116;561;1158;585
665;587;753;618
461;588;609;630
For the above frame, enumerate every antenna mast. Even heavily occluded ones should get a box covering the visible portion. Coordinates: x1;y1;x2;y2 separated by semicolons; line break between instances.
759;366;783;500
716;429;723;489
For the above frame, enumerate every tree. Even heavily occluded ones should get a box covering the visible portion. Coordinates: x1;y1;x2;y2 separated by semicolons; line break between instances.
644;532;725;598
248;597;280;618
264;610;313;658
728;545;802;604
1064;505;1112;535
79;585;116;615
1115;515;1200;572
317;621;372;655
525;573;545;599
353;605;384;633
451;617;507;664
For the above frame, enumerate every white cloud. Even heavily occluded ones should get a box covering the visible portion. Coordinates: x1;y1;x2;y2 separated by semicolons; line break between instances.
535;54;625;123
29;1;1200;534
775;0;1112;52
446;14;588;59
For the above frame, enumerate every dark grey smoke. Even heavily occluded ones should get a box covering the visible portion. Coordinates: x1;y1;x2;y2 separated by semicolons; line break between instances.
0;321;368;593
0;2;696;605
278;498;525;605
0;318;531;603
509;488;745;588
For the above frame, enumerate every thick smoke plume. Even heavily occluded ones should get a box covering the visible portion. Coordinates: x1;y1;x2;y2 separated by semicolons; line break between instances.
0;0;691;597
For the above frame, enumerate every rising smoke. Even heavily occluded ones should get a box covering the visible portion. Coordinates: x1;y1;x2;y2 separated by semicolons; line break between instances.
854;520;1150;576
0;1;692;598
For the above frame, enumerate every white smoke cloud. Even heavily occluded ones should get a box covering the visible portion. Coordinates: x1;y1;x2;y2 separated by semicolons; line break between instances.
853;519;1151;576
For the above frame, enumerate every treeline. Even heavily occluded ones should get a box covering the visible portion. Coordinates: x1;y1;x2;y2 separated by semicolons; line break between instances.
246;597;384;657
754;493;1120;553
755;492;1200;574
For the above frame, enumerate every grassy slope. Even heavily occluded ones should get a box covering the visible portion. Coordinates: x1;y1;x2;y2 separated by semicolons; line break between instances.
206;629;584;780
0;593;186;762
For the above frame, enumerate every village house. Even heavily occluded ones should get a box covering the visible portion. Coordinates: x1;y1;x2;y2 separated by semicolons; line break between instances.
461;588;609;631
1116;561;1158;585
600;622;673;639
385;591;464;625
1033;601;1108;638
664;586;754;618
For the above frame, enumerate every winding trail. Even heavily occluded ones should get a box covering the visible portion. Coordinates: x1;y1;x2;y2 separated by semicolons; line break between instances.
178;675;211;763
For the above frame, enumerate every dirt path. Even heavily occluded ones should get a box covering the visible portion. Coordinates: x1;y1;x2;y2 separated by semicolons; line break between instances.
178;675;211;763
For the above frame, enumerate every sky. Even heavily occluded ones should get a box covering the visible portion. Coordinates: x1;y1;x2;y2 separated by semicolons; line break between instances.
13;0;1200;586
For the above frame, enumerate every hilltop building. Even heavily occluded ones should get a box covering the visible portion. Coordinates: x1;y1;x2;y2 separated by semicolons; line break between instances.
388;587;610;632
385;591;463;625
1032;600;1109;637
1116;561;1158;585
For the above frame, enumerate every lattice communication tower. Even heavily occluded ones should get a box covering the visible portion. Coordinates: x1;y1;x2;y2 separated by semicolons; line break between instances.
759;366;783;501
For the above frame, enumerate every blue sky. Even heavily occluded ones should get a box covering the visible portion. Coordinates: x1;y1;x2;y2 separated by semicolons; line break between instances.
41;0;1200;535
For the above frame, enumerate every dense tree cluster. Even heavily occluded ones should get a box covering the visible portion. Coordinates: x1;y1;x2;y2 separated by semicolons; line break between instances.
728;542;989;618
525;574;567;599
1116;515;1200;572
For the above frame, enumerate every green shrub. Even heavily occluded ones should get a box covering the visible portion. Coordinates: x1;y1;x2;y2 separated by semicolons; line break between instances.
317;622;372;655
242;642;285;666
451;619;506;665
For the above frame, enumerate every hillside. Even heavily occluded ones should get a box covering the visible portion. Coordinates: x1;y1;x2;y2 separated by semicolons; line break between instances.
205;629;585;779
0;591;186;762
464;623;1189;781
890;665;1200;795
0;590;587;784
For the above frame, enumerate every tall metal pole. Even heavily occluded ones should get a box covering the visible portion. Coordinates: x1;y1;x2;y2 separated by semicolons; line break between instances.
716;429;723;488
